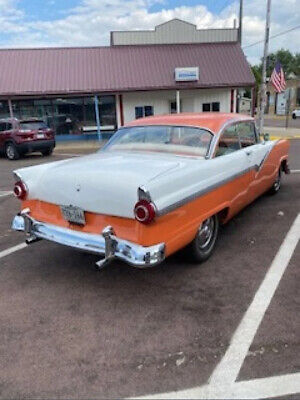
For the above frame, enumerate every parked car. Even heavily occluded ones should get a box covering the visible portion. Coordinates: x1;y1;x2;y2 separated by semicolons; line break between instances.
12;113;290;268
0;118;55;160
292;109;300;119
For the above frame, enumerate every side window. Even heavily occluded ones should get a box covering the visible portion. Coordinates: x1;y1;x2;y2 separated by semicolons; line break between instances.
212;102;220;112
237;122;257;148
215;124;240;157
144;106;153;117
135;106;154;119
202;103;211;112
6;122;13;130
0;122;7;132
135;107;143;119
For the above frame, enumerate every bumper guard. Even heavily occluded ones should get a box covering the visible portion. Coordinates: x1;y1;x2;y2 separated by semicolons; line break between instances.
12;210;165;268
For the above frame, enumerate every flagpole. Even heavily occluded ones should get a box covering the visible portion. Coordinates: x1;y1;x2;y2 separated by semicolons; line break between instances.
285;88;291;129
258;0;271;137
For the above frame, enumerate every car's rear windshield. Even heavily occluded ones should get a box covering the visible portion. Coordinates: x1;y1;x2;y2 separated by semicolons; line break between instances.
20;121;48;130
103;125;213;158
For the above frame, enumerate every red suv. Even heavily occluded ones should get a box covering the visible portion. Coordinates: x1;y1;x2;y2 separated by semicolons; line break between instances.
0;118;55;160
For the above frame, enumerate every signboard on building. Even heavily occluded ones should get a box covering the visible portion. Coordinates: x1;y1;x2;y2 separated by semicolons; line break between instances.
175;67;199;81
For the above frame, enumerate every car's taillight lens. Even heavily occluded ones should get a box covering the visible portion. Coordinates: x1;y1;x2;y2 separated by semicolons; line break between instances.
14;181;28;200
134;200;156;224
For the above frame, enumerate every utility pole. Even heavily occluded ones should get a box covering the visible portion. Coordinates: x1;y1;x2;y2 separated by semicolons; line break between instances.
238;0;243;44
258;0;271;136
236;0;243;113
285;88;291;129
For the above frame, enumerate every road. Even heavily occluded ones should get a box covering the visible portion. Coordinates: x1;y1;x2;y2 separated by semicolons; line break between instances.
0;141;299;399
257;116;300;129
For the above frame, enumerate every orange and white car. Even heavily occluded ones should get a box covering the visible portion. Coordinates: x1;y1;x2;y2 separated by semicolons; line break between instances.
12;113;290;268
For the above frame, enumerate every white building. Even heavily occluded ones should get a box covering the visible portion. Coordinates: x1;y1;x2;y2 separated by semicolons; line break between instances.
0;19;254;140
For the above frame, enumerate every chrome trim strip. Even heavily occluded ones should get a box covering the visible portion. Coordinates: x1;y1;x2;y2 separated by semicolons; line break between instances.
157;166;256;216
208;118;257;159
12;214;165;268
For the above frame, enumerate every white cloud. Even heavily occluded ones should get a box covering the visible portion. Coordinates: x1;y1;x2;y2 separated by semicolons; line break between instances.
0;0;299;65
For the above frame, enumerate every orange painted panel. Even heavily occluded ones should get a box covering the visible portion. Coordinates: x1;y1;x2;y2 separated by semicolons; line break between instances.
21;169;251;257
20;140;289;258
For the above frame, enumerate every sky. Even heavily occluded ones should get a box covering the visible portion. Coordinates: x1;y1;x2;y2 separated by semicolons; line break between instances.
0;0;299;65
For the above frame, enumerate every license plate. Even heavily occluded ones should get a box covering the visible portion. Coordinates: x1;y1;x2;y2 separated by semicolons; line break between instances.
60;205;86;225
37;133;45;139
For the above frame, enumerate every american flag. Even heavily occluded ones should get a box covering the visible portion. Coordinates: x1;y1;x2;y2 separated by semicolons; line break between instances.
270;61;286;93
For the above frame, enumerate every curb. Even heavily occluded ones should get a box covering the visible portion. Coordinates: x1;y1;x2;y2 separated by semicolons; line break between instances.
270;135;300;141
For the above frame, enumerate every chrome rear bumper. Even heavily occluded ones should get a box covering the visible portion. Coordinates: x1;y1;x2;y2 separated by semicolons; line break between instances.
12;211;165;268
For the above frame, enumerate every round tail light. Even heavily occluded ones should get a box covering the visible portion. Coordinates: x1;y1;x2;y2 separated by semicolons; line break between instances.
14;181;28;200
134;200;156;224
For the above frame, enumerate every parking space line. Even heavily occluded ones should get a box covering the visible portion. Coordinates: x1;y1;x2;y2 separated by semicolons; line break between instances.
229;372;300;399
0;191;13;198
0;243;27;259
291;169;300;173
55;153;81;157
132;214;300;399
133;373;300;399
210;213;300;385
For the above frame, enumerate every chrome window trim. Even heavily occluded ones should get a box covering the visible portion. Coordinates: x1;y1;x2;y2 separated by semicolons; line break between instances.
209;117;256;159
102;124;215;158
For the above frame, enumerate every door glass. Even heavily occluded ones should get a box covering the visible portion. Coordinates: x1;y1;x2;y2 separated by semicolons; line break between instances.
237;122;257;148
215;124;240;157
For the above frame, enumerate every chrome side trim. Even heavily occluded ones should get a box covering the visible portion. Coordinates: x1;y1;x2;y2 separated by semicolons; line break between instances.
157;166;256;216
12;213;165;268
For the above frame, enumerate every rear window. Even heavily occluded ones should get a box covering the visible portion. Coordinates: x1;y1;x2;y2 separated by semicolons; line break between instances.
20;121;48;130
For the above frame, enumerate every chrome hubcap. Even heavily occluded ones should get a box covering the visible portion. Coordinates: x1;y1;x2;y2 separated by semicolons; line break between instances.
6;145;14;159
274;172;281;191
197;217;215;249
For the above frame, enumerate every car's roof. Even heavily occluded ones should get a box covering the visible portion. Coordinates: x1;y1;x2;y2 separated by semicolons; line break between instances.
125;112;254;134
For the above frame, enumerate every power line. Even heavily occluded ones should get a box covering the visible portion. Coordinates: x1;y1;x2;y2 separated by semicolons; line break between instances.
243;24;300;50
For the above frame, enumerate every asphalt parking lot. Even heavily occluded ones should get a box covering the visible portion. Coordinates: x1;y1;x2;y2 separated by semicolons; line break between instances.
0;141;299;399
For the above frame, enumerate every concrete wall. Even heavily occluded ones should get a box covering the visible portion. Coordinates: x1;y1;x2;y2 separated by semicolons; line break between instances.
122;88;231;124
111;19;238;46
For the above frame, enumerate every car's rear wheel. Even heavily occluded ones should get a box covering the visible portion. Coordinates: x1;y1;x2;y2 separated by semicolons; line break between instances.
189;215;219;263
5;142;19;160
269;168;281;195
41;147;53;156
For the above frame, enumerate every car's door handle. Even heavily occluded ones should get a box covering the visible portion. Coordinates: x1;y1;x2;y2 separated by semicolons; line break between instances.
246;149;253;156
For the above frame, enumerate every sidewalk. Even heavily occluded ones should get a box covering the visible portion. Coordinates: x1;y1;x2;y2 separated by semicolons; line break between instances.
263;126;300;140
54;140;106;153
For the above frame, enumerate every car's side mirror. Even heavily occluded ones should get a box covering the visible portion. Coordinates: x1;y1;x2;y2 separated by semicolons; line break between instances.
261;132;270;142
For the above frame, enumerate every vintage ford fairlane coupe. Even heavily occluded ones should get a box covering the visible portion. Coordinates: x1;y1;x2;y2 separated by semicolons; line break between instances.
12;113;290;268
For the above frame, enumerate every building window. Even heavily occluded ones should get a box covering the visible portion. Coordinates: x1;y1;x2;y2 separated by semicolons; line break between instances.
98;95;117;128
144;106;154;117
202;103;211;112
203;102;220;112
135;105;154;119
212;102;220;112
170;101;177;114
297;88;300;106
135;107;144;119
11;96;117;135
0;101;10;119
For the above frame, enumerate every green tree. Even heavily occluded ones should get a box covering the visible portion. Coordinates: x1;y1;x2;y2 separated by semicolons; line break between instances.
252;48;300;78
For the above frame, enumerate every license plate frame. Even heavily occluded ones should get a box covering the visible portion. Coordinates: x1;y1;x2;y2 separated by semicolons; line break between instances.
37;133;45;139
60;205;86;225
